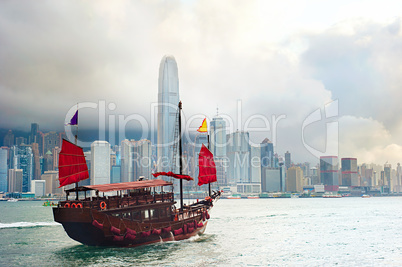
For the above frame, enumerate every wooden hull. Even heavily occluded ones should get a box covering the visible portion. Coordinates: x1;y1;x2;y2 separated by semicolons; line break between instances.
53;204;212;247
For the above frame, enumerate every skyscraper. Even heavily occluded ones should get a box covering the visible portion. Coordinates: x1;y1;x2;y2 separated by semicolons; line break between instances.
30;123;39;144
286;166;303;192
0;148;8;192
91;141;111;186
133;139;152;180
285;151;291;169
320;156;338;186
157;55;180;172
227;131;250;184
120;139;134;183
341;158;358;186
260;138;274;168
3;130;14;147
43;131;59;155
250;145;261;184
210;116;227;158
10;145;33;192
8;169;23;192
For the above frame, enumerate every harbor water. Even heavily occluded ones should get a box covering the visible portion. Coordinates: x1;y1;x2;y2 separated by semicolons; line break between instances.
0;197;401;266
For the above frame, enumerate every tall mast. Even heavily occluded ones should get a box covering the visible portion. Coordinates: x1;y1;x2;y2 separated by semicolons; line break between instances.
75;103;79;200
207;134;211;196
178;101;184;211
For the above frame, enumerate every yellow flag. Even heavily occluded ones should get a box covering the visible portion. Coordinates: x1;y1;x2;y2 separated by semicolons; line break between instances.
197;118;208;133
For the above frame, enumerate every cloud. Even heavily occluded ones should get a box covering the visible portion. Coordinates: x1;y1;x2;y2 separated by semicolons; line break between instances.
1;0;402;166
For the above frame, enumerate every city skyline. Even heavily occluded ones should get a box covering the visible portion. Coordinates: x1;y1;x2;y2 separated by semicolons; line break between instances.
1;1;402;166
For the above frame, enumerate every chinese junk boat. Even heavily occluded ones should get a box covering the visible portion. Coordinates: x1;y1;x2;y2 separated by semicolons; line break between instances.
53;102;220;247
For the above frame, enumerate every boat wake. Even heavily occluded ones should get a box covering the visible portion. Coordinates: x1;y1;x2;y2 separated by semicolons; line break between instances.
0;221;60;229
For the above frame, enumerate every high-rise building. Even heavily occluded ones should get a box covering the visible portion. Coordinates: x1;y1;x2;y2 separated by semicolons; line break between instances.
121;139;134;183
286;166;303;192
31;143;41;180
260;138;274;168
3;130;14;147
341;158;358;186
261;167;281;192
10;145;33;192
133;139;152;180
285;151;291;169
157;55;180;172
111;165;121;184
91;141;111;186
0;148;8;192
29;123;39;144
31;180;46;197
210;116;227;158
384;163;391;191
396;163;401;193
43;131;59;156
227;131;250;185
41;170;63;196
15;137;27;146
250;145;261;184
320;156;338;186
8;169;23;192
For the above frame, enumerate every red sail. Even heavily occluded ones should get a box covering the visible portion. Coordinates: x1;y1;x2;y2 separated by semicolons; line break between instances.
152;171;193;181
58;139;89;187
198;144;217;186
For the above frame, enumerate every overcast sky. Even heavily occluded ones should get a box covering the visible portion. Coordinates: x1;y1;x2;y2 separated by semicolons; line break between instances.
1;0;402;165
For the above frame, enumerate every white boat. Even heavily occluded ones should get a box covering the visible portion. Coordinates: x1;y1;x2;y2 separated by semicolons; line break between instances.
361;194;370;198
7;198;18;202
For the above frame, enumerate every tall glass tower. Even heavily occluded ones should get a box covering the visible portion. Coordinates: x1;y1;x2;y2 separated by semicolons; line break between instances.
157;55;180;172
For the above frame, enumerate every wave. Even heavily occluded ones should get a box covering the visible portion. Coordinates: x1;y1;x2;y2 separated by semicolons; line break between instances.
0;221;60;229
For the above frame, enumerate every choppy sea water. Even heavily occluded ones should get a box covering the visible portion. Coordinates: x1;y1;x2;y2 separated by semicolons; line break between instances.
0;197;401;266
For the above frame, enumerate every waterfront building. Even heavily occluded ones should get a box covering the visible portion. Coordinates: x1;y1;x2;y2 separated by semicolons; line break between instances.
250;145;261;184
90;141;111;186
0;148;8;192
157;55;180;173
31;180;46;197
3;130;14;147
320;156;338;186
341;158;358;186
41;170;63;196
210;116;227;158
261;167;281;192
396;163;401;193
227;131;250;185
286;166;303;192
8;169;23;192
285;151;291;169
260;138;274;168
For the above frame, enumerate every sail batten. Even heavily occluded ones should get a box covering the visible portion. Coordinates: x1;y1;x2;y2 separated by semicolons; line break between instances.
198;144;217;186
58;139;89;187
